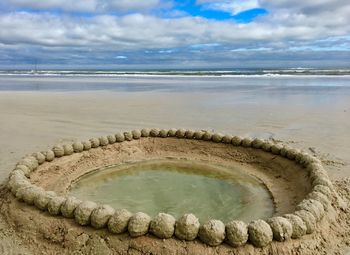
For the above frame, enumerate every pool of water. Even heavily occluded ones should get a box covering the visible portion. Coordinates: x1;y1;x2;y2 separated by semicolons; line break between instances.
69;159;274;223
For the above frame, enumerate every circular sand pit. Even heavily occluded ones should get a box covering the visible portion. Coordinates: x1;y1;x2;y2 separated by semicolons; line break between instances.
3;128;337;252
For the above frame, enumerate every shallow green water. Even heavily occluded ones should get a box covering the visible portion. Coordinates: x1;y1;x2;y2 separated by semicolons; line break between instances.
69;159;274;223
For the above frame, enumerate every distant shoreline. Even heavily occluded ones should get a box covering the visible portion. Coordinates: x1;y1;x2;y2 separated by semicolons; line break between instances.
1;69;350;77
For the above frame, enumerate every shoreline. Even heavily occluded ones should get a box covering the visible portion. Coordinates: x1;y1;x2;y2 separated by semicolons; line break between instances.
1;74;350;79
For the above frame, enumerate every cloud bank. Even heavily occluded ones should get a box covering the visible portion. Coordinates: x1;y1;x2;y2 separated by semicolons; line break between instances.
0;0;349;68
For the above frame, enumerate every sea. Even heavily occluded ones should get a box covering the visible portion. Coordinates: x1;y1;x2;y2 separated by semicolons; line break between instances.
0;68;349;91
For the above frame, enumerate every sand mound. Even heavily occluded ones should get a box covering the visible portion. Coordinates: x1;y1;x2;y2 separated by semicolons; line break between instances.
1;129;349;254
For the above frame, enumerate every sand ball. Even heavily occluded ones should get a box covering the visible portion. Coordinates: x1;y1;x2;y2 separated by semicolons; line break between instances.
212;133;223;143
199;219;225;246
266;217;293;241
9;177;30;194
48;196;66;216
175;129;186;138
193;131;204;140
34;191;56;211
294;210;316;234
82;141;92;150
128;212;151;237
9;170;27;181
286;148;299;160
159;129;169;138
99;136;109;146
167;128;177;137
24;156;39;167
302;154;320;167
280;146;288;157
309;167;331;183
225;220;248;247
141;128;151;137
107;134;116;144
8;171;26;183
73;142;84;152
108;209;133;234
9;169;26;179
301;196;326;217
115;133;125;142
63;144;74;155
185;130;195;139
15;165;31;177
14;184;32;200
74;201;98;226
296;199;325;222
7;174;31;190
150;128;160;137
132;130;142;139
261;142;273;152
202;131;212;141
308;163;328;180
89;138;100;148
11;179;27;194
175;213;200;241
282;214;307;239
91;204;115;229
307;191;331;210
312;177;334;190
123;131;133;141
53;145;65;157
299;152;319;166
248;220;273;248
222;135;233;144
150;213;176;239
313;185;332;199
251;138;264;149
18;156;38;171
297;152;308;164
61;196;82;218
298;152;311;165
231;136;242;146
294;151;304;164
32;152;46;164
271;144;283;155
241;138;253;147
8;173;28;193
22;185;44;205
45;150;55;161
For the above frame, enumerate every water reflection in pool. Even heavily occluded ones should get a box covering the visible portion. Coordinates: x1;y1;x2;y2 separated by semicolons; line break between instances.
69;159;274;223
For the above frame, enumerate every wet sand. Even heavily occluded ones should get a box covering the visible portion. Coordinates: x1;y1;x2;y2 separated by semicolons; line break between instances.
0;75;350;254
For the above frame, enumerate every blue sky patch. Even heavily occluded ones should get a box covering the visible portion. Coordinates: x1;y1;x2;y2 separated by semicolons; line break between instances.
172;0;267;22
232;8;268;23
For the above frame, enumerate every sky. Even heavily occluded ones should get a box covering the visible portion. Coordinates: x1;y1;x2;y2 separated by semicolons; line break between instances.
0;0;349;69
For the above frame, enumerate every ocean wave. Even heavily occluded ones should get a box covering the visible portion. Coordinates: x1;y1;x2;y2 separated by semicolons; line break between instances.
0;69;350;77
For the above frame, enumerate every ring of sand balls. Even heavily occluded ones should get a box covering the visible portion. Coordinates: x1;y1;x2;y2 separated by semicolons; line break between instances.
7;128;335;248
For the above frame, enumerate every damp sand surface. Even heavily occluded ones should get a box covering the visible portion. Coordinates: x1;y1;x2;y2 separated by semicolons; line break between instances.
0;75;350;254
69;159;274;223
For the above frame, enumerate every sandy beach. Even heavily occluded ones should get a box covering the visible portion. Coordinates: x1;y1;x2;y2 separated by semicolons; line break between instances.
1;75;350;254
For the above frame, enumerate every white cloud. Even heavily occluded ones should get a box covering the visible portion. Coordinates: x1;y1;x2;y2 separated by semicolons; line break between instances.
0;8;349;51
158;49;175;53
0;0;349;67
98;0;160;12
4;0;160;12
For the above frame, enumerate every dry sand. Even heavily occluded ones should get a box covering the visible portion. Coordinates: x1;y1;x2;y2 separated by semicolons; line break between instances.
0;76;350;254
